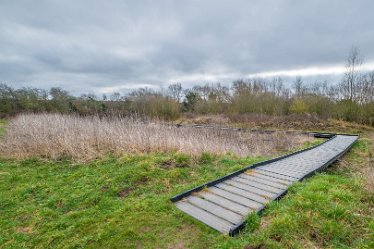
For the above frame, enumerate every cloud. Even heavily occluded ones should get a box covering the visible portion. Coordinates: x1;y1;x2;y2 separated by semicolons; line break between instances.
0;0;374;94
249;62;374;78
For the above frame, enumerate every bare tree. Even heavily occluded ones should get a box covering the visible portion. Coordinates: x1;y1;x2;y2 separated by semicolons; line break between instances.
167;83;183;102
193;84;211;102
293;76;304;96
358;71;374;103
232;79;250;97
110;92;121;101
271;77;284;97
342;46;362;100
368;71;374;102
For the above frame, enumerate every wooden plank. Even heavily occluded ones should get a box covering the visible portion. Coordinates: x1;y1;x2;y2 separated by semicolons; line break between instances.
216;183;269;204
259;168;303;178
208;187;263;210
233;176;286;193
225;180;283;199
261;165;307;175
267;164;313;172
225;179;278;198
253;169;298;182
175;201;233;234
267;169;308;176
198;191;252;216
187;196;243;224
246;171;292;186
238;174;288;189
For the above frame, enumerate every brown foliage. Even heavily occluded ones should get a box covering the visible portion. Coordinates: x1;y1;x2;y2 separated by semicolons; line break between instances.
0;113;312;161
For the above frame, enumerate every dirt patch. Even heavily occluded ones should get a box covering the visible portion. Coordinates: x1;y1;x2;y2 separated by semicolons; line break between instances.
117;188;133;198
178;114;230;125
16;226;33;234
309;230;324;245
270;234;282;242
167;241;187;249
159;159;175;169
160;155;191;169
135;176;148;185
243;244;267;249
260;218;270;229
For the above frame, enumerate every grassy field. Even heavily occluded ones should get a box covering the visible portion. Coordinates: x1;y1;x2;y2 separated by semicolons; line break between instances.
0;153;268;248
0;119;373;248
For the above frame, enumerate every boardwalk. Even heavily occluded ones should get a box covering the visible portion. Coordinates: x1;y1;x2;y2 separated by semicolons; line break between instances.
171;134;358;236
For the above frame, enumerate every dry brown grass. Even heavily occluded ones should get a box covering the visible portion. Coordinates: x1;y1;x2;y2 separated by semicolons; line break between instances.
0;113;312;161
178;113;374;133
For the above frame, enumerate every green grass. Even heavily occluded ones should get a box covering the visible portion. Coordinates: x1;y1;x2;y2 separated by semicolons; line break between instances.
303;137;325;148
0;154;266;248
0;134;372;248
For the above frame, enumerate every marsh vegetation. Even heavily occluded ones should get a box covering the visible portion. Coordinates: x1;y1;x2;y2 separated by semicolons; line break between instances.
0;113;311;161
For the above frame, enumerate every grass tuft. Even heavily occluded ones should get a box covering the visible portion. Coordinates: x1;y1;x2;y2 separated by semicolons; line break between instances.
199;152;213;164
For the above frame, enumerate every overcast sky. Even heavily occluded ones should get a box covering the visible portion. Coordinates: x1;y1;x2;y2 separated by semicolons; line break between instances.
1;0;374;95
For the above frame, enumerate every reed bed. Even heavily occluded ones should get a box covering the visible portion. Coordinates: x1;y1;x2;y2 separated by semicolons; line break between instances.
0;113;312;161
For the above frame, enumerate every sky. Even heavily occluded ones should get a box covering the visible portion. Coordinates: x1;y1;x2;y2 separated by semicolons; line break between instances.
1;0;374;95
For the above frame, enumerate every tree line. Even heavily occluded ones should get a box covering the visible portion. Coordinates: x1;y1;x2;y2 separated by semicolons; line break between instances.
1;48;374;125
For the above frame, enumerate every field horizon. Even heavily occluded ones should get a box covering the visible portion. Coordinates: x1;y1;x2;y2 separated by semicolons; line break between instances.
0;114;373;248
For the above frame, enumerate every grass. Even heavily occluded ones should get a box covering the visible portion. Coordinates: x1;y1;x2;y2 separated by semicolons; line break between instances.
0;119;373;248
302;138;325;148
0;119;6;137
1;140;373;248
0;153;266;249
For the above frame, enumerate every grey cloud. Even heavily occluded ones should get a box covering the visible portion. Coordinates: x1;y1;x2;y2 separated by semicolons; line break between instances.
0;0;374;94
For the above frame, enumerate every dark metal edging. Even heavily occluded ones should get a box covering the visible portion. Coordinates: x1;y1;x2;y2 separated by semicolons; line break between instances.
228;135;359;236
171;132;337;202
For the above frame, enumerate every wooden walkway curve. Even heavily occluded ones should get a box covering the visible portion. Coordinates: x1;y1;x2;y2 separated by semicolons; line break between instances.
171;133;358;236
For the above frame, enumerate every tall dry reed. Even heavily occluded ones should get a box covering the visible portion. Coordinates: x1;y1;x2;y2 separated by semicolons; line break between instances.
0;113;311;161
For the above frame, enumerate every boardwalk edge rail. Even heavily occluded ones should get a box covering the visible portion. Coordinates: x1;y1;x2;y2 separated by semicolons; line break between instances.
170;132;358;236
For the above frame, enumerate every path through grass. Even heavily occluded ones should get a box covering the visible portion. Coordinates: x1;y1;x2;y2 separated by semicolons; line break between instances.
0;131;372;248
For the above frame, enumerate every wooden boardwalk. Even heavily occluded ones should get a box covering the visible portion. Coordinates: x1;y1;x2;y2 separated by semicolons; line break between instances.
171;134;358;236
